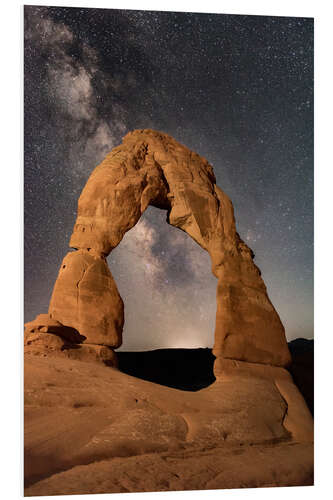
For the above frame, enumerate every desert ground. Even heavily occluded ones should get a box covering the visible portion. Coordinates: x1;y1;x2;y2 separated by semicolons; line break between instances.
24;339;313;496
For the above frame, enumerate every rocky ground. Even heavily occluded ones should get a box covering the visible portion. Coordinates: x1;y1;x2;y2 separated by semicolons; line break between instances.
24;339;314;496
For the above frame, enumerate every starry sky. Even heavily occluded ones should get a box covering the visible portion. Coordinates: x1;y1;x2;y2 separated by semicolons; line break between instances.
24;5;313;350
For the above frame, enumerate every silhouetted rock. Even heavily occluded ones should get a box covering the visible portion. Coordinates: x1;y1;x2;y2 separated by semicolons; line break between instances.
288;338;314;415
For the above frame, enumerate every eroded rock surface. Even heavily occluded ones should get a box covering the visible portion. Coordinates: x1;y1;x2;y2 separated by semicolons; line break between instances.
49;129;291;368
49;250;124;347
24;314;118;367
24;313;85;344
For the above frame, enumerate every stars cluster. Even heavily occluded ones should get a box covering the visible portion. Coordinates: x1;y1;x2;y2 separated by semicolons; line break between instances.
24;6;313;347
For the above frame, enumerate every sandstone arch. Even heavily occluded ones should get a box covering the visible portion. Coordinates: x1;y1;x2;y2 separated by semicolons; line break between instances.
48;129;291;373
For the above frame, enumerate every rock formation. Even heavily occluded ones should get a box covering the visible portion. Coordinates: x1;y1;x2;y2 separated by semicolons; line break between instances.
24;313;86;344
45;129;290;370
24;129;313;495
24;313;118;367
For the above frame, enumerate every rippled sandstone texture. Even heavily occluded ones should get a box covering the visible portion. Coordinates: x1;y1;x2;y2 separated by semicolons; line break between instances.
48;129;291;370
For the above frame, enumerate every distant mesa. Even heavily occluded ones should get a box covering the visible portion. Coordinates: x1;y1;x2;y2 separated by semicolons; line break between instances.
27;129;291;372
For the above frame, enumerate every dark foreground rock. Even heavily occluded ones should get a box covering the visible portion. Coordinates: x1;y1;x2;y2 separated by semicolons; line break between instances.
288;338;314;415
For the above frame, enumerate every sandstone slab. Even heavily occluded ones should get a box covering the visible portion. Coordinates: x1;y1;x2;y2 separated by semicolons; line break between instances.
24;353;313;495
214;357;313;442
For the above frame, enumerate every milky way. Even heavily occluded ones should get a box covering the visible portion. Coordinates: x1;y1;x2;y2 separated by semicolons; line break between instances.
24;6;313;349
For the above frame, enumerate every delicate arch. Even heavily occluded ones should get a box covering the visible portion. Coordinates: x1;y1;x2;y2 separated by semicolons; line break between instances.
49;129;291;373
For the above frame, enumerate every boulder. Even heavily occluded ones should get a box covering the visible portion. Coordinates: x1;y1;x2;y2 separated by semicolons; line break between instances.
24;331;118;368
62;343;118;367
24;331;65;351
24;314;86;344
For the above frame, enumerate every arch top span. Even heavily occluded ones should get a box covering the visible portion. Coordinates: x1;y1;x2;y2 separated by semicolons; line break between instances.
69;129;223;262
49;129;291;371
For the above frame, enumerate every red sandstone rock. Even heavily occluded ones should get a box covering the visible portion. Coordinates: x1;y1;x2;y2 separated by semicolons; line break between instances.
24;313;86;344
24;130;313;497
24;331;65;351
24;353;313;496
48;129;291;368
24;331;118;367
62;343;118;367
49;251;123;347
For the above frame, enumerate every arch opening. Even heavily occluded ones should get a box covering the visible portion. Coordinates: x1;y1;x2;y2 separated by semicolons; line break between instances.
109;206;217;351
108;205;217;390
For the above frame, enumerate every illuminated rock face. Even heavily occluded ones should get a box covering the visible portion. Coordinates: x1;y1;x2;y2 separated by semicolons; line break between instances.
49;250;124;348
48;129;291;370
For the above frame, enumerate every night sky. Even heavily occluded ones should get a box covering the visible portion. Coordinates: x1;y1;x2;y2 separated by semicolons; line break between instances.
24;5;313;350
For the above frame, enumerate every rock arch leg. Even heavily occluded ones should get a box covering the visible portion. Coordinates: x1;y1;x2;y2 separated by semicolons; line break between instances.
49;249;124;347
